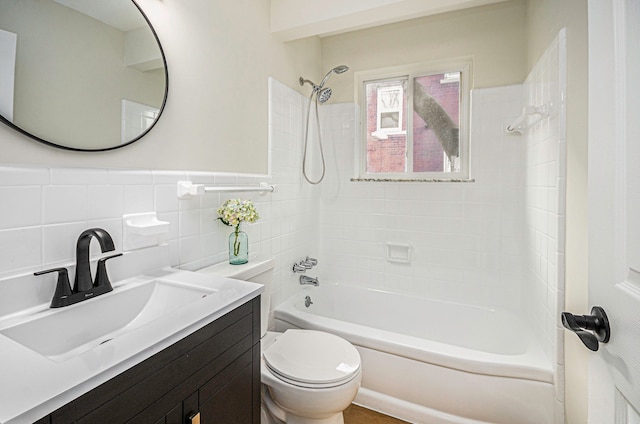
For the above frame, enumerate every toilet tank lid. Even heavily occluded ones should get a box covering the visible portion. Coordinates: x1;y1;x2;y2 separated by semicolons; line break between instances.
197;257;274;280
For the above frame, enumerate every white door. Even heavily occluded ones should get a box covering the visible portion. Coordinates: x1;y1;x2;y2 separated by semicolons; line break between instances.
587;0;640;421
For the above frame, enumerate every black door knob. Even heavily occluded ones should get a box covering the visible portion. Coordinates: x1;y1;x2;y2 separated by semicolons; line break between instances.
561;306;611;351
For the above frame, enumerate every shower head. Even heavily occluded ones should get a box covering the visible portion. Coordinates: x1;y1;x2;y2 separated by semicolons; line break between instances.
298;64;348;103
317;87;332;103
318;65;349;89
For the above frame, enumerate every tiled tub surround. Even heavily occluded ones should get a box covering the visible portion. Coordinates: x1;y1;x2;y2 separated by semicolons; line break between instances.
311;38;565;419
316;85;528;311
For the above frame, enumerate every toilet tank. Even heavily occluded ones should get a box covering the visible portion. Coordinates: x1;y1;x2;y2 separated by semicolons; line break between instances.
197;258;274;337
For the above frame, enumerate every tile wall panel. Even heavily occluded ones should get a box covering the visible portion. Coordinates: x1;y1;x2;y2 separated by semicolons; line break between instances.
523;29;567;421
317;86;527;310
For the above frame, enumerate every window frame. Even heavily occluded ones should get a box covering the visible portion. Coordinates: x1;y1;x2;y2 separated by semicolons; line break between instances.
354;59;472;180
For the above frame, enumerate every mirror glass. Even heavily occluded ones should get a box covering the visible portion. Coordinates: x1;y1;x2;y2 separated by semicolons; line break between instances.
0;0;167;151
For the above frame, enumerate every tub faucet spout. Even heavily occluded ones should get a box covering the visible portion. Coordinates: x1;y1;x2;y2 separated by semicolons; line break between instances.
299;275;319;286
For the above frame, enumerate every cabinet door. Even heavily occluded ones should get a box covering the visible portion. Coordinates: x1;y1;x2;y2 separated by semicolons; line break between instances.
165;403;183;424
198;347;255;424
200;365;253;423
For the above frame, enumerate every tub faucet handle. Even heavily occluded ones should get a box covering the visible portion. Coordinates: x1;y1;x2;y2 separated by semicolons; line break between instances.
293;262;307;273
298;260;313;270
302;257;317;268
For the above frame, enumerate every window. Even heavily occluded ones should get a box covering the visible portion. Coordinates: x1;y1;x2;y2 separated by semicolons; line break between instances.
356;60;471;180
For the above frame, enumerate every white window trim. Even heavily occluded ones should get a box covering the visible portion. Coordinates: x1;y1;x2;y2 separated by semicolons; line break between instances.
354;59;472;180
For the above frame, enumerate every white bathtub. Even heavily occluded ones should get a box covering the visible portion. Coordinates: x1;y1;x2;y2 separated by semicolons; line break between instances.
273;284;555;424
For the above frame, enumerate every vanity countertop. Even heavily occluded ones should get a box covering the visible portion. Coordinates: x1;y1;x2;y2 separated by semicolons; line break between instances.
0;268;263;424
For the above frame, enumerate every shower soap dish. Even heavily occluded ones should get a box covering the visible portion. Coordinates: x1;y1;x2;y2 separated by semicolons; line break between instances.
386;242;411;264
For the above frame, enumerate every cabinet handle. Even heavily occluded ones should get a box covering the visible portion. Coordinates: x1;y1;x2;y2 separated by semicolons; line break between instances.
187;412;201;424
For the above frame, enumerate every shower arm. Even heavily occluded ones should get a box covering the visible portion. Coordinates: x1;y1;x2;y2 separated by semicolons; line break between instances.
299;77;320;92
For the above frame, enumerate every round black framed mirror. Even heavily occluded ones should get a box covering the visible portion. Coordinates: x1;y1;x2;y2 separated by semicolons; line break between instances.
0;0;168;151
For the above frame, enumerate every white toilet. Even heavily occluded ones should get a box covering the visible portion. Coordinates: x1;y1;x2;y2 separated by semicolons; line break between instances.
198;258;362;424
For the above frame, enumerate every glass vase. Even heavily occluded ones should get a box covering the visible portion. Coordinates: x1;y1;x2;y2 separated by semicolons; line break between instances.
228;225;248;265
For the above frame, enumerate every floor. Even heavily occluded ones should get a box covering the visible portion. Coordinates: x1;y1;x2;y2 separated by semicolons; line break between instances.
343;404;408;424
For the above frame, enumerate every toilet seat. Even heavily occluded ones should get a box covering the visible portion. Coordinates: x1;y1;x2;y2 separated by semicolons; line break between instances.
263;329;361;389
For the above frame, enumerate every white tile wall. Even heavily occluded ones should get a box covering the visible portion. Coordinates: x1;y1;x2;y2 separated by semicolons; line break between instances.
522;29;567;421
316;86;528;310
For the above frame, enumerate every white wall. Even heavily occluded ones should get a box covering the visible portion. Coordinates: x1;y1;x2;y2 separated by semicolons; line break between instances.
320;0;527;103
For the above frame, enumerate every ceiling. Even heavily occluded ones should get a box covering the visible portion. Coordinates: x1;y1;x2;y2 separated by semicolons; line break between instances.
271;0;511;41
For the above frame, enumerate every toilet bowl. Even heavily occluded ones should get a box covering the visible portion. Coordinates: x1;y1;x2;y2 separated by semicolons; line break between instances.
198;258;362;424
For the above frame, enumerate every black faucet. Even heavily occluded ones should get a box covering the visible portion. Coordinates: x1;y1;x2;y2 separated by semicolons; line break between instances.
74;228;115;292
34;228;122;308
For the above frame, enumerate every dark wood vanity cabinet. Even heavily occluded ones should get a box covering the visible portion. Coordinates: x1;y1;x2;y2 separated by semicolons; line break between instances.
36;297;260;424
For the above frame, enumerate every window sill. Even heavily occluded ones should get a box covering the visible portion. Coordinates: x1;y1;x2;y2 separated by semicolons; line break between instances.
350;178;475;183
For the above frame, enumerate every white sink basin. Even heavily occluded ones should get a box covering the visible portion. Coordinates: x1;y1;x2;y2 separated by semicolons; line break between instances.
0;279;216;362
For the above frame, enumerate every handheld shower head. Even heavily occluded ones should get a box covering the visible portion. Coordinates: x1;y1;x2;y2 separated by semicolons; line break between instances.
299;64;348;185
319;65;349;88
332;65;349;74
